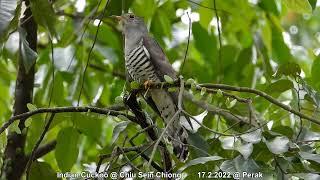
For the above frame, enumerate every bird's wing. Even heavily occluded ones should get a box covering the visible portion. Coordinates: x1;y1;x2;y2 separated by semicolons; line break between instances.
142;36;177;81
142;36;193;129
142;35;179;102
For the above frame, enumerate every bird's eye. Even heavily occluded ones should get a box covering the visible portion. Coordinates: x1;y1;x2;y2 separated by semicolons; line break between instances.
129;14;134;19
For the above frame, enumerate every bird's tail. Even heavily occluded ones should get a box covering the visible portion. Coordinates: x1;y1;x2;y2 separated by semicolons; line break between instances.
167;115;189;161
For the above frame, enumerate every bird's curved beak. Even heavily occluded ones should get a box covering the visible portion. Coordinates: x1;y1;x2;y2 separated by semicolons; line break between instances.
111;15;124;22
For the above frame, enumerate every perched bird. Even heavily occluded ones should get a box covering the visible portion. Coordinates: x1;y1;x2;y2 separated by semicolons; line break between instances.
114;13;189;161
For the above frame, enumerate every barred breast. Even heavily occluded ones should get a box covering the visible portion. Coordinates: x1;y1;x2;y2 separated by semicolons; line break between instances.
125;43;159;83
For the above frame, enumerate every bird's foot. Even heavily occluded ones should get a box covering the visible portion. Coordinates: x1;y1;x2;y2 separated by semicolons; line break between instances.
143;80;153;90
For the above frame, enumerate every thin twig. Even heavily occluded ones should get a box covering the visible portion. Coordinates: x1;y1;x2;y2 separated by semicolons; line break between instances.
77;0;111;105
295;78;303;141
128;141;163;172
187;0;229;14
213;0;223;82
183;109;268;137
184;92;253;125
129;125;156;143
180;12;191;74
25;140;57;160
89;64;126;79
25;113;56;179
109;141;156;171
147;110;181;170
48;38;55;107
66;1;104;70
197;83;320;125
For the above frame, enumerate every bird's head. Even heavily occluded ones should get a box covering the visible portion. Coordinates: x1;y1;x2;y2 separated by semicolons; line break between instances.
112;13;148;36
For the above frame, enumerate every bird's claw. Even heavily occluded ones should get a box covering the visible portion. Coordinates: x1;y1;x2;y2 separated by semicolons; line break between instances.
143;80;153;89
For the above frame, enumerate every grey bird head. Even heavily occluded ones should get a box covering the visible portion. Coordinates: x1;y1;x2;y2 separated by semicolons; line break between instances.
113;13;148;36
113;13;148;54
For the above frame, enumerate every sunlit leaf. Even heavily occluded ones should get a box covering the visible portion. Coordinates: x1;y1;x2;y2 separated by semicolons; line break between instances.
111;121;130;144
265;136;289;154
130;81;140;89
164;75;174;84
226;98;237;109
0;0;18;37
10;120;21;134
235;142;253;159
178;156;224;173
283;0;312;14
240;129;262;144
27;103;37;111
19;28;38;73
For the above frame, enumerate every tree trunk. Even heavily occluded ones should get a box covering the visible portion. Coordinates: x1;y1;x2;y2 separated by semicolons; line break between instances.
2;0;37;179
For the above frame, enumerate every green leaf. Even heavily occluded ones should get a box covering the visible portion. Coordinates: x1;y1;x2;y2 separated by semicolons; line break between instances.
308;0;317;10
265;79;294;97
168;87;177;92
10;120;21;134
186;78;195;85
226;98;237;109
265;136;289;154
192;22;217;66
130;81;140;89
300;79;320;106
188;132;209;156
0;0;18;37
200;87;206;96
111;121;130;144
29;0;56;36
271;22;292;64
221;45;239;69
216;89;223;98
107;0;134;16
27;103;37;111
220;156;260;175
283;0;312;14
73;113;102;141
275;62;301;78
29;161;56;180
164;75;174;84
19;28;38;73
24;118;32;127
177;156;224;173
131;0;156;19
0;131;7;150
271;126;293;137
55;127;79;172
115;96;123;104
299;152;320;164
258;0;279;15
197;0;214;28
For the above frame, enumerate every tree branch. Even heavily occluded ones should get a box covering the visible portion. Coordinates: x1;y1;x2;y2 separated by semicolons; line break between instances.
0;106;134;135
140;81;320;125
25;140;57;160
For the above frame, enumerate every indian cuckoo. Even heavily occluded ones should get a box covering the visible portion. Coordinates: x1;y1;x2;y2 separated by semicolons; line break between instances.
114;13;189;161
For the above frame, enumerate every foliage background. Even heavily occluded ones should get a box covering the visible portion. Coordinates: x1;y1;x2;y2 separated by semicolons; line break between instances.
1;0;320;179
